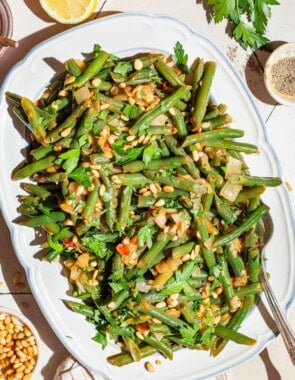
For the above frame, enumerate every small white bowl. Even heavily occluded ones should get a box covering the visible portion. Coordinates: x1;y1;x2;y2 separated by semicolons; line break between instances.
264;42;295;106
0;306;40;379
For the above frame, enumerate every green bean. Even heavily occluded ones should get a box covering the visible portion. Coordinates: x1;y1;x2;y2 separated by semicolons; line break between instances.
126;68;161;85
82;177;99;221
94;92;125;112
12;155;56;180
21;98;53;142
137;232;171;269
192;61;216;129
99;168;117;231
43;73;67;105
109;289;129;310
203;103;227;121
112;173;151;187
44;103;87;144
137;305;187;329
21;183;51;199
20;211;66;227
72;51;109;88
214;194;238;224
235;283;262;298
154;60;185;87
171;108;188;137
235;186;265;203
65;59;83;77
12;106;30;128
89;153;111;165
217;254;235;304
5;91;22;106
123;157;182;173
44;250;60;261
158;139;170;157
181;305;198;326
202;139;258;153
107;345;157;367
201;114;232;129
130;86;191;134
228;174;282;187
117;186;132;230
123;336;141;362
137;189;189;207
226;248;245;277
146;126;171;135
31;131;75;160
163;135;186;155
37;172;67;183
248;248;260;283
211;295;254;356
139;292;166;304
44;96;71;114
192;58;204;93
132;53;164;68
143;334;173;360
214;204;269;247
181;128;244;148
172;241;195;257
144;170;206;194
214;325;256;346
149;324;171;335
66;300;96;318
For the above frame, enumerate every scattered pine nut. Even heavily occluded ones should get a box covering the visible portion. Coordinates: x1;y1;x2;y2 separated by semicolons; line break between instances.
145;361;155;373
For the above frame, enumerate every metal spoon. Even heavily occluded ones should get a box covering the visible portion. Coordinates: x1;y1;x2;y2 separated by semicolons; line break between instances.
258;211;295;365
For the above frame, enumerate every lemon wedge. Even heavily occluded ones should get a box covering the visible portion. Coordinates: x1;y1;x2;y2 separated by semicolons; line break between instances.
39;0;99;24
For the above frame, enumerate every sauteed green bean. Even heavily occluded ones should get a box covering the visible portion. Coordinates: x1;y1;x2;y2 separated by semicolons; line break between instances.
7;42;281;366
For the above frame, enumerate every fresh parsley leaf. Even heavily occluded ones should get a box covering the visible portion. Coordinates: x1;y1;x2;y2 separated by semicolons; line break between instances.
92;331;107;349
82;236;112;259
93;43;102;56
253;0;279;34
109;282;126;293
204;310;213;327
47;235;63;253
123;104;141;120
205;0;280;49
113;138;144;165
180;326;198;345
113;61;133;76
98;109;109;120
68;166;91;188
201;326;213;344
89;232;118;243
207;0;236;22
173;41;189;74
143;141;162;165
233;21;269;49
176;261;195;282
59;148;80;174
137;224;158;248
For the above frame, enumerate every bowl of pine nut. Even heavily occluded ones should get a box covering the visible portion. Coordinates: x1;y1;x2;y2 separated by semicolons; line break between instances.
0;307;39;380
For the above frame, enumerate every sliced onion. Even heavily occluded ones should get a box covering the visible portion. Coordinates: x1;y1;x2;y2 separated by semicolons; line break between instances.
74;86;91;104
154;210;167;228
225;156;242;179
220;181;242;202
135;281;152;293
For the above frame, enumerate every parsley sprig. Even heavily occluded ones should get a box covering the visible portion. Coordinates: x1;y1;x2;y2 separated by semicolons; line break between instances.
206;0;280;49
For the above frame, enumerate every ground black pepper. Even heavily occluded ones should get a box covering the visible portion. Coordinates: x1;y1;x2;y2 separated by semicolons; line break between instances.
270;57;295;98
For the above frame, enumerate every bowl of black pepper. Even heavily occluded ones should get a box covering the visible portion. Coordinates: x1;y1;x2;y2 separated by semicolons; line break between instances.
264;42;295;106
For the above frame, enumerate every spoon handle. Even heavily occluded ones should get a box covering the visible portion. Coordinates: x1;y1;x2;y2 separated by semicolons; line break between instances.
260;270;295;365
